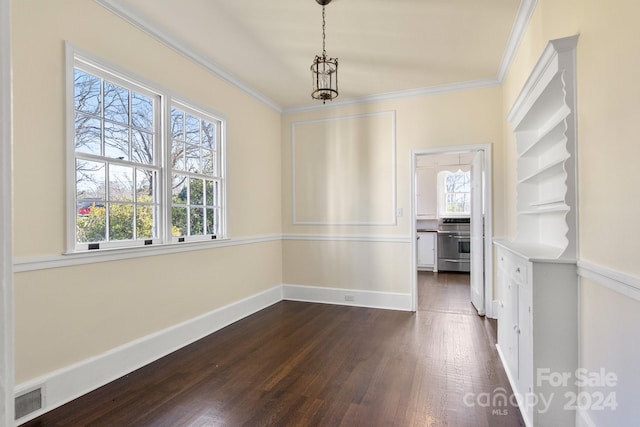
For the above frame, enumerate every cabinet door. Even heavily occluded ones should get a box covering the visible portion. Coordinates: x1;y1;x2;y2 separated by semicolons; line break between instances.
504;279;519;379
497;251;519;379
497;288;516;373
417;232;435;267
416;168;437;218
517;282;533;420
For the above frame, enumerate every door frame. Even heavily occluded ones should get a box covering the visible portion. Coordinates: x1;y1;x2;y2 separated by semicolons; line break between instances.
1;0;14;423
410;144;494;317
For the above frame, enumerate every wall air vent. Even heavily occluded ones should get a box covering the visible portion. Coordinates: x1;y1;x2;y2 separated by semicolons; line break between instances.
15;387;43;420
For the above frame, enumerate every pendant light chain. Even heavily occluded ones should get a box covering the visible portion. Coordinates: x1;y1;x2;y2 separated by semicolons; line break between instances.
322;5;327;59
310;0;338;103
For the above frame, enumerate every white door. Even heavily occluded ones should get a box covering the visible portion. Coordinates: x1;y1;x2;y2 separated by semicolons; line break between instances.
470;151;485;314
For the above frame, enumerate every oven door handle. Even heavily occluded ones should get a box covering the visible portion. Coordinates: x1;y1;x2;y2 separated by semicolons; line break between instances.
444;235;470;239
440;259;469;263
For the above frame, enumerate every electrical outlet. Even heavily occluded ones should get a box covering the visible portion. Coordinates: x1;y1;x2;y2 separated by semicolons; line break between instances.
344;295;355;302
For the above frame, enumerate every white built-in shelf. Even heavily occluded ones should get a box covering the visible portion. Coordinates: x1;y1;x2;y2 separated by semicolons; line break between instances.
495;35;579;427
512;72;565;131
519;205;570;215
529;197;565;207
517;154;569;185
519;107;569;158
506;35;579;260
521;197;570;215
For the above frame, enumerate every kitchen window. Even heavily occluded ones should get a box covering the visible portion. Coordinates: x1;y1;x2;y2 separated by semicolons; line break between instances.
438;169;471;216
68;50;225;252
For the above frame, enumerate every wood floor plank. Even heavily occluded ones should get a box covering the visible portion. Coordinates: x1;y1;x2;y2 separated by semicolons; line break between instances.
22;272;524;426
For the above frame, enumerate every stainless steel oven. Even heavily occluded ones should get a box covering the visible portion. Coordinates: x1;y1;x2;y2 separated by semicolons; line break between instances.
437;218;470;272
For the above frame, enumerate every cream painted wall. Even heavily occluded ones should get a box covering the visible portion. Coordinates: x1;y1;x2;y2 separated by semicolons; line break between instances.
14;241;282;382
282;87;504;293
284;240;410;294
12;0;282;383
503;0;640;424
292;113;396;225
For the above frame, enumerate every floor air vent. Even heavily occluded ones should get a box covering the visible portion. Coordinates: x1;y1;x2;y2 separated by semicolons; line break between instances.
15;387;42;420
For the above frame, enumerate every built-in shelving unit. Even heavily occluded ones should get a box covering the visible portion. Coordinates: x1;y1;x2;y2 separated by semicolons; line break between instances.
508;36;579;260
494;35;580;427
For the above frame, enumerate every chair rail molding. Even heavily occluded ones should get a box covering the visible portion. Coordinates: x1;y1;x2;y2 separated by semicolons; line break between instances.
577;260;640;303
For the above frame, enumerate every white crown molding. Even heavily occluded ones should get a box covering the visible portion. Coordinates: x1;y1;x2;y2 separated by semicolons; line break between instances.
507;34;579;125
496;0;539;82
283;78;501;114
577;260;640;303
94;0;282;113
13;235;282;273
95;0;537;114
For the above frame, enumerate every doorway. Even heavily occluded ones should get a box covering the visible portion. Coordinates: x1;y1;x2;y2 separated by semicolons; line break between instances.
410;144;493;317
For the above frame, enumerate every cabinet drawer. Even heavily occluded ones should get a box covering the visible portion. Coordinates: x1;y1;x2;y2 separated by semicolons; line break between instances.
512;259;529;285
497;248;511;274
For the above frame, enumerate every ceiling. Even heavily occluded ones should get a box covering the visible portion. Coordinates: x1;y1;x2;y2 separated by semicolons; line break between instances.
99;0;528;112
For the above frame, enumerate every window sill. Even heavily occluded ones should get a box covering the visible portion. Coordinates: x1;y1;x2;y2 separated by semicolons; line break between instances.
67;237;230;256
13;235;281;272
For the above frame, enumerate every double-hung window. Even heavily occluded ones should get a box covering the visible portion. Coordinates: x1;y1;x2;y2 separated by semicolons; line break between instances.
69;51;225;252
437;169;471;216
169;103;222;241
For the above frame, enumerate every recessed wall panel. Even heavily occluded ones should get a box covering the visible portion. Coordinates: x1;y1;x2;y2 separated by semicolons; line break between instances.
292;112;396;225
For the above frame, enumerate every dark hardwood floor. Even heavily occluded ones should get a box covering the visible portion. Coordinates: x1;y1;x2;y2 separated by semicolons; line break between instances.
23;272;523;426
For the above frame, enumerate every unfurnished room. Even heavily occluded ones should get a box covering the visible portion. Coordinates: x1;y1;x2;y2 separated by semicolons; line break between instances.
1;1;639;426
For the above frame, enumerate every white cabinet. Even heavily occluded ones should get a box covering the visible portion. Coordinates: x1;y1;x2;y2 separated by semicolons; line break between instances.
496;35;580;427
495;244;578;427
415;167;437;219
416;231;436;270
496;252;518;377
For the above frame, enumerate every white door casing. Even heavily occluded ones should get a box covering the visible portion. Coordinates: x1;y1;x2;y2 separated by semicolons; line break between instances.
1;0;14;424
470;150;485;315
411;144;493;316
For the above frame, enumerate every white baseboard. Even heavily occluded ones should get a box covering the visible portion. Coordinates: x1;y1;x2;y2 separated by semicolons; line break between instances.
495;344;531;427
491;299;499;320
14;285;283;425
282;284;412;311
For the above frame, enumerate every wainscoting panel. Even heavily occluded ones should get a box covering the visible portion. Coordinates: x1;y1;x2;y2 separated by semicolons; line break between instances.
291;111;397;225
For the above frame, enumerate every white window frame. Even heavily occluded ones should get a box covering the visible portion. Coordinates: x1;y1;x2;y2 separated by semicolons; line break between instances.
65;44;227;253
168;100;226;243
437;168;471;217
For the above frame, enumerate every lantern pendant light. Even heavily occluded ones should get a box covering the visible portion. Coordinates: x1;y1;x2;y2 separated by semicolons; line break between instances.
311;0;338;103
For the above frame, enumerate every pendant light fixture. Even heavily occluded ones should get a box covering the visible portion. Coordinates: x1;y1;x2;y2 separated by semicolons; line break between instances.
311;0;338;103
